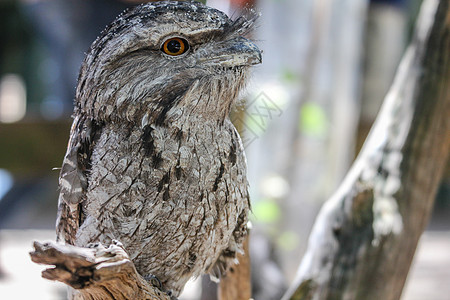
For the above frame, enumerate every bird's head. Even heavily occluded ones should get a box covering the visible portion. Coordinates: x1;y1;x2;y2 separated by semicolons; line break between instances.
76;0;261;126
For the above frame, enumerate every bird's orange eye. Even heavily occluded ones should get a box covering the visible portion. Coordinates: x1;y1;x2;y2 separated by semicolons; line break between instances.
161;37;189;56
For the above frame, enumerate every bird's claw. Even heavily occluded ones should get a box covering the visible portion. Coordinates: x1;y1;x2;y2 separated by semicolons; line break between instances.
145;274;163;290
144;274;176;299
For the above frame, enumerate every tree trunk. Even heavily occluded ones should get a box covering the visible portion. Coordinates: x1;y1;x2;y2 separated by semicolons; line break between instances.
282;0;449;299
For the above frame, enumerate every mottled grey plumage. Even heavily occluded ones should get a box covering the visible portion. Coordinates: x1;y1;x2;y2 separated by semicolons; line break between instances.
56;0;261;296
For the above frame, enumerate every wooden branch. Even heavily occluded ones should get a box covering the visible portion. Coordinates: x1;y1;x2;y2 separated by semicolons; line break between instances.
218;235;252;300
30;241;172;300
282;0;450;299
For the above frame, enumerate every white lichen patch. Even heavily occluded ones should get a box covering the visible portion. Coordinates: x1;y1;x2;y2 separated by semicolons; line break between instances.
367;149;405;246
372;194;403;246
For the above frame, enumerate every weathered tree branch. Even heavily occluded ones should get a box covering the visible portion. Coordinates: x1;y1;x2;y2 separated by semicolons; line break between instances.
30;241;172;300
282;0;449;299
30;238;253;300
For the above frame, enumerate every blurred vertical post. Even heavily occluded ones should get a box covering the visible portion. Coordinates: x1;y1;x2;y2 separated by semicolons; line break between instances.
248;0;368;281
218;236;252;300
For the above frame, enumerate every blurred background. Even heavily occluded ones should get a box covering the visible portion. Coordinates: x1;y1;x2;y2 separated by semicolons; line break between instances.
0;0;448;299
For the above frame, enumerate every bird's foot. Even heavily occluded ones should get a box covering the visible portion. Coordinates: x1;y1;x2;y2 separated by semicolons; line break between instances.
145;274;163;290
144;274;176;299
166;290;177;300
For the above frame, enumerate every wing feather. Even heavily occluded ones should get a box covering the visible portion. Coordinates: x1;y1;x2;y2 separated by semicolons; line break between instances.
56;115;101;243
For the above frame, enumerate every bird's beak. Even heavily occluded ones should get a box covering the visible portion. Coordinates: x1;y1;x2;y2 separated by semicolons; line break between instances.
197;37;262;68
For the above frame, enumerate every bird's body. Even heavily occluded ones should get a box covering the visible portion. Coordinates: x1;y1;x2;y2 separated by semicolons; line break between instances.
56;0;260;296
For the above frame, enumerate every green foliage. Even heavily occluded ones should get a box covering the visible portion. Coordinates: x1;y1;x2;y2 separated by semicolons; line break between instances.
277;231;299;251
299;102;328;138
280;68;299;84
252;199;281;223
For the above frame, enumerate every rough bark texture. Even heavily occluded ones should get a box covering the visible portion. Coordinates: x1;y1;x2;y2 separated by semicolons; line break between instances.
30;241;171;300
282;0;449;299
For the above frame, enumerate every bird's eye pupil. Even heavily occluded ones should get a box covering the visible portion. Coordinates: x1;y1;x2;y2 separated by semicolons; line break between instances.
162;37;188;56
167;40;181;53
